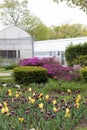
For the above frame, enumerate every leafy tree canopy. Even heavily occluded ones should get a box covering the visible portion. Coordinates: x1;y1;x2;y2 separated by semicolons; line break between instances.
0;0;49;41
53;0;87;13
0;0;87;41
0;0;29;25
49;24;87;39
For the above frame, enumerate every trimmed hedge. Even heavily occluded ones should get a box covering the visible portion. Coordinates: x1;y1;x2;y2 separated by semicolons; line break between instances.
80;67;87;82
13;66;48;84
65;42;87;66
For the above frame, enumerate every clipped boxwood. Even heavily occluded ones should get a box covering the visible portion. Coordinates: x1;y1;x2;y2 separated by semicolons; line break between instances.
13;66;48;84
80;67;87;82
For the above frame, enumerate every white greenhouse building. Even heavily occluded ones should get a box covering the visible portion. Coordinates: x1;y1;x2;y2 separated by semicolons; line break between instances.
0;25;34;66
34;37;87;64
0;25;87;66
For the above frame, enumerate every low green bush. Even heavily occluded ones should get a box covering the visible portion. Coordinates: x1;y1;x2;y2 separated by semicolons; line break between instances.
73;55;87;67
13;66;48;84
80;67;87;82
3;64;18;70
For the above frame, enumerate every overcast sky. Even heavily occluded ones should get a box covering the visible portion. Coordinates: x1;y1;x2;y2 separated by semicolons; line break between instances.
28;0;87;27
0;0;87;27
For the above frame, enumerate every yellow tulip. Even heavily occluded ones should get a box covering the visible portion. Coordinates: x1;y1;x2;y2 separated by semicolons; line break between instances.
52;100;57;105
19;117;24;122
77;94;81;100
15;93;19;98
65;108;70;118
1;106;9;114
39;103;44;109
1;107;6;114
29;87;32;92
67;89;71;94
66;108;69;113
3;102;8;106
65;112;70;118
53;107;57;112
75;102;80;108
8;92;12;96
45;94;49;100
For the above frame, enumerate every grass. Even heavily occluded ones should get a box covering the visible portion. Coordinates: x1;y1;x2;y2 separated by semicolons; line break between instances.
0;68;12;73
0;68;12;80
0;76;12;79
74;127;87;130
28;79;87;95
0;77;87;95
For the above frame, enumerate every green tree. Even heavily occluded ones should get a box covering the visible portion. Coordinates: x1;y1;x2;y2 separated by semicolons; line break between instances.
28;22;50;41
53;0;87;13
49;24;87;39
0;0;50;41
0;0;29;25
20;11;50;41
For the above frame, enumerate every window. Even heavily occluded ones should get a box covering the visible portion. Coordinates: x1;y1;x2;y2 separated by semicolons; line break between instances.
18;50;20;58
0;50;7;58
0;50;16;58
8;50;16;58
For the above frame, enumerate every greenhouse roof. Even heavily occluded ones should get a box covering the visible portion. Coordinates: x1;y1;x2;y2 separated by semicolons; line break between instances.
0;25;31;39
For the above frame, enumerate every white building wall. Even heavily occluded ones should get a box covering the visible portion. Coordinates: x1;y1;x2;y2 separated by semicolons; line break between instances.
34;37;87;64
0;38;33;57
19;38;33;59
0;25;33;65
20;50;32;59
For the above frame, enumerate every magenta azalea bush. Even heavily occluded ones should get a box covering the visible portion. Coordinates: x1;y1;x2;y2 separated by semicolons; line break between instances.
19;57;81;81
19;57;41;66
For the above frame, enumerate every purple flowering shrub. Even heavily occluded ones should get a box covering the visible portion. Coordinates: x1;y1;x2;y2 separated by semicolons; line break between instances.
44;65;81;81
19;57;81;81
19;57;62;67
19;57;41;66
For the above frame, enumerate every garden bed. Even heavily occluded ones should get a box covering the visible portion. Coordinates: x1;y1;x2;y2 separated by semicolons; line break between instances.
0;78;87;130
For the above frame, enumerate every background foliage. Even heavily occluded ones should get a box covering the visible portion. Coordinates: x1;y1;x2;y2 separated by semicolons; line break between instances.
65;42;87;66
1;1;87;40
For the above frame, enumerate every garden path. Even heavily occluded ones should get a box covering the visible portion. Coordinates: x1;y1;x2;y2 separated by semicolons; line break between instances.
0;72;11;76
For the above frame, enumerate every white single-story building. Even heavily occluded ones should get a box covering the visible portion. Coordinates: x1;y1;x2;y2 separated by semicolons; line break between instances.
0;25;34;66
0;25;87;66
34;37;87;64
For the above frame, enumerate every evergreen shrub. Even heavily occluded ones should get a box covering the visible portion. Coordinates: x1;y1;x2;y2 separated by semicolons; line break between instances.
65;42;87;66
13;66;48;84
80;67;87;82
4;64;18;70
73;55;87;67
